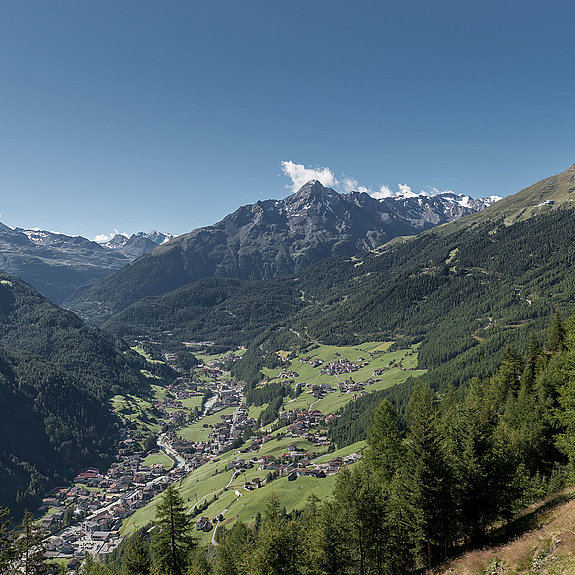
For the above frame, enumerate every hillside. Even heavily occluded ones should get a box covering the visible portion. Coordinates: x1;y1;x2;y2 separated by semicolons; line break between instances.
0;274;172;515
103;277;306;350
65;181;495;325
436;490;575;574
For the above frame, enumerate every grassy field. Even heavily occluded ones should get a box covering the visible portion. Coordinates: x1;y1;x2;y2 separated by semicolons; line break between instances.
142;451;174;470
266;342;424;417
177;407;236;442
313;440;366;463
111;394;162;436
122;433;334;538
180;396;203;410
131;345;165;364
121;448;241;534
248;403;268;420
141;369;162;379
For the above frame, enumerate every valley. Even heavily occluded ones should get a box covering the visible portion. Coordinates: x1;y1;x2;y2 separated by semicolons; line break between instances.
36;339;415;565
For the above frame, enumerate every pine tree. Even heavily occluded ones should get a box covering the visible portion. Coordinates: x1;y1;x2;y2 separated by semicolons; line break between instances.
331;465;390;575
188;545;211;575
245;493;302;575
547;311;566;352
364;399;403;485
81;554;115;574
213;523;252;575
121;534;151;575
446;379;509;543
14;509;47;575
151;485;195;575
402;384;455;569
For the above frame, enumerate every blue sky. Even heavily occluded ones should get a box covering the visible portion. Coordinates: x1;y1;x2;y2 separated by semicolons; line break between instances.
1;1;574;239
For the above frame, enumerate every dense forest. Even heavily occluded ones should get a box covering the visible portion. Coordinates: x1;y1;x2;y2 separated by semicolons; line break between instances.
0;275;173;515
103;277;306;351
10;311;574;574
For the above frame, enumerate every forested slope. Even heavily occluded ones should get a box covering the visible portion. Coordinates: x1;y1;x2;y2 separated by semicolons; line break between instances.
0;274;171;514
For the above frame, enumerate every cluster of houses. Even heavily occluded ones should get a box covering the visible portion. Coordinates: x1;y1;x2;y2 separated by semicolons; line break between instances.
228;445;362;486
278;370;300;379
320;358;369;376
281;408;334;445
42;441;188;567
298;356;324;368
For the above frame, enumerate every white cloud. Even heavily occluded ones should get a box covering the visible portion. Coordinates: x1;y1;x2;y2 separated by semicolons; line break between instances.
342;177;372;194
280;161;457;203
93;229;128;243
342;178;358;193
370;185;394;199
281;161;338;192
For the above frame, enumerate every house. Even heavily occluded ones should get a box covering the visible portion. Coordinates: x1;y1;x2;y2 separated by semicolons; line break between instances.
196;517;213;532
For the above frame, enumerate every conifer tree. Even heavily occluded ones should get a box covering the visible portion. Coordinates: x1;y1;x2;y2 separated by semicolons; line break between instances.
81;554;114;574
0;507;14;574
446;379;508;543
246;493;302;575
188;545;211;575
331;464;391;575
402;384;455;569
547;311;566;352
213;523;252;575
121;534;151;575
151;485;195;575
14;509;47;575
364;399;403;485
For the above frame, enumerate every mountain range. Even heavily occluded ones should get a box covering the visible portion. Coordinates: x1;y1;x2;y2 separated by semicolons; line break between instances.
0;225;174;304
65;182;498;324
101;230;176;259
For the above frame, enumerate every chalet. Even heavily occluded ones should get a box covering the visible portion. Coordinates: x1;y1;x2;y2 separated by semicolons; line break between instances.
196;517;213;532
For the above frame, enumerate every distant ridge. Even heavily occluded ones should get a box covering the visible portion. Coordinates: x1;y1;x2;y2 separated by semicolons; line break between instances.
100;230;176;260
0;225;175;303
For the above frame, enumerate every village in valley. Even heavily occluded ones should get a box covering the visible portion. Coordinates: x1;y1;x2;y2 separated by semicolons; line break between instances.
38;341;421;569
